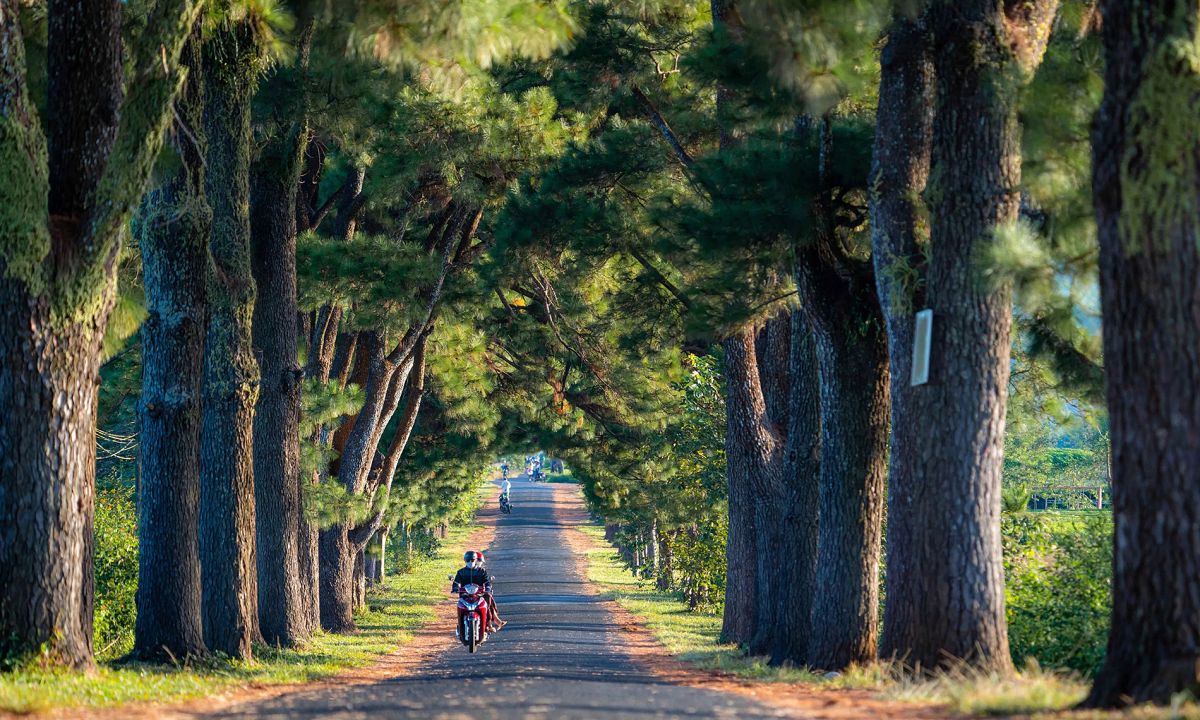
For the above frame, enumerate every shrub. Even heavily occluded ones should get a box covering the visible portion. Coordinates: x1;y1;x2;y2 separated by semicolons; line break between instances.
1003;512;1111;676
93;485;139;660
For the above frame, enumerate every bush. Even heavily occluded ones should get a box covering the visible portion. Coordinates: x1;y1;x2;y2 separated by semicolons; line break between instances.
93;485;139;660
664;518;727;611
1003;512;1111;676
387;526;444;575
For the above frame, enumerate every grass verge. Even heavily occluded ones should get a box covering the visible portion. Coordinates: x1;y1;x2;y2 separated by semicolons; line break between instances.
577;523;821;683
579;522;1110;717
0;521;480;715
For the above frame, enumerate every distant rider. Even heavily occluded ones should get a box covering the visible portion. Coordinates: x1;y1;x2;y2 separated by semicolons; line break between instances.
452;550;505;632
500;476;512;504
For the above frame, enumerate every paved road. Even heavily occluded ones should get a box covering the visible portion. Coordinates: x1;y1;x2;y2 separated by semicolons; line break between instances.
205;477;792;719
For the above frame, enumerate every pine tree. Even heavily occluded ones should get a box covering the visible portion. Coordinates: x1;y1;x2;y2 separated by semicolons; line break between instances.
880;0;1060;674
1085;0;1200;706
200;10;284;659
0;0;202;669
134;29;210;662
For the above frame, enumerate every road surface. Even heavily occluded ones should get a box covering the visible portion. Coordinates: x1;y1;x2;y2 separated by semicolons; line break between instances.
203;476;793;719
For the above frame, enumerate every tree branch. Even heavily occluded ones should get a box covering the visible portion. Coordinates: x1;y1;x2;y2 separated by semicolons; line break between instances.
68;0;203;320
630;83;695;169
627;245;692;310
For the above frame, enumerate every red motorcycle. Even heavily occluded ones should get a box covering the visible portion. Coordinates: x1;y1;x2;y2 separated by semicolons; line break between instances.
454;582;490;652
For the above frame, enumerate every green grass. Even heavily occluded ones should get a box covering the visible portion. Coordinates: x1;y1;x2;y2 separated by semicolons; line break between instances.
543;470;576;483
0;521;480;714
883;661;1089;716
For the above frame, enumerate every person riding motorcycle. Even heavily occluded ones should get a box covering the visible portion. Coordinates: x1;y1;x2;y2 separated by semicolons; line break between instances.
500;477;512;505
452;550;505;632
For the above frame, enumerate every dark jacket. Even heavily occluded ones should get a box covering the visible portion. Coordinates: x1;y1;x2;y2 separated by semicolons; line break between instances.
453;566;491;593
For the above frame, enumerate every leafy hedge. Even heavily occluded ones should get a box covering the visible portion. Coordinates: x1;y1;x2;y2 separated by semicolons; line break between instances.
1003;512;1111;676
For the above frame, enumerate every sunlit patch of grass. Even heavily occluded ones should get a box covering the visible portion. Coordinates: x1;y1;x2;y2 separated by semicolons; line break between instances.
883;660;1088;715
0;522;481;714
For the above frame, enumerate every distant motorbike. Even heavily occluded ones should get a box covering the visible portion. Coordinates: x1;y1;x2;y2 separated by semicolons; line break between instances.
499;492;512;514
452;581;490;653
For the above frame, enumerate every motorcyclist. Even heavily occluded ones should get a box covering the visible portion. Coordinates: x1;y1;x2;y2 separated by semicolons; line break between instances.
500;476;512;504
452;550;505;632
500;461;508;479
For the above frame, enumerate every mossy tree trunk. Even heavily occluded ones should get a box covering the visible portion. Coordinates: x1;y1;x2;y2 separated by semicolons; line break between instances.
249;23;313;643
0;0;201;669
134;30;209;662
1086;0;1200;707
871;8;936;673
199;20;263;660
879;0;1058;674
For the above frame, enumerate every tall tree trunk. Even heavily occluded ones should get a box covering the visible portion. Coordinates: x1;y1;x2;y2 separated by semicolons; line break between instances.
199;21;262;659
874;11;937;669
249;119;308;648
771;311;821;666
0;0;197;669
797;118;891;669
804;295;889;669
880;0;1057;673
353;550;366;610
134;33;208;661
711;0;769;649
748;313;790;657
657;529;673;592
720;327;779;645
0;0;121;671
1085;0;1200;706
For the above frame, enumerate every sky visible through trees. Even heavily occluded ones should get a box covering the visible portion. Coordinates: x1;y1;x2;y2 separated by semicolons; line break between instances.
0;0;1197;713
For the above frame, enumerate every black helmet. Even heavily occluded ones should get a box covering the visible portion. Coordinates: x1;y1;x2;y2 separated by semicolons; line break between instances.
464;550;479;563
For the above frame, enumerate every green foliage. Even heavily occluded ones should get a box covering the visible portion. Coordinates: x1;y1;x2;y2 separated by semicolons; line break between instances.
1003;513;1112;676
93;486;139;661
663;514;727;610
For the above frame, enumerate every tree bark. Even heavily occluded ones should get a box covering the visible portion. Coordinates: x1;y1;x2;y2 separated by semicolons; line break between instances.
874;11;937;670
720;327;778;645
0;0;198;669
249;115;308;648
1085;0;1200;706
803;285;889;670
771;311;821;666
748;313;790;657
133;32;208;661
199;21;262;659
792;117;891;670
879;0;1057;673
